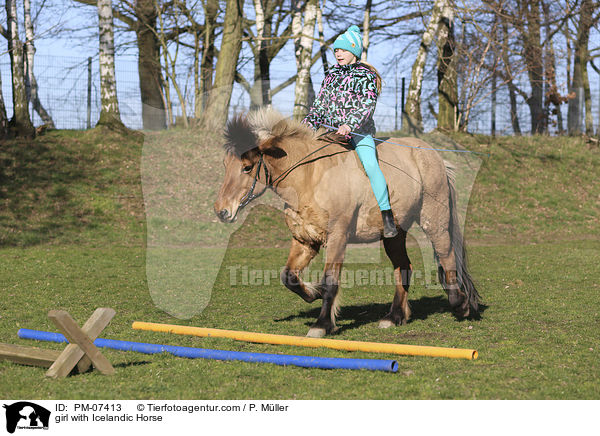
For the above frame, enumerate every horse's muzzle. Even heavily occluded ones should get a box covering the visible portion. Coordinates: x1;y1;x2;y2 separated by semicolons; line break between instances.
215;208;237;223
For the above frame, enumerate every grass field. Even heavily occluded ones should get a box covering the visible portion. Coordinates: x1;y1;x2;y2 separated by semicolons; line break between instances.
0;128;599;399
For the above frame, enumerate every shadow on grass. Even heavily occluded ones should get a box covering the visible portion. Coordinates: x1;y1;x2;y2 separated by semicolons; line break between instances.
72;360;151;376
275;295;488;334
112;361;153;369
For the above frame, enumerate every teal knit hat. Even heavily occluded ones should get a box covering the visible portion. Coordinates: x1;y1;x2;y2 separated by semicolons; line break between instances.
333;25;362;59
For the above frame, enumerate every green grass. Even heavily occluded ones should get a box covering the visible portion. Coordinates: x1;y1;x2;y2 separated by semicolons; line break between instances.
0;128;145;247
0;129;599;399
0;240;598;399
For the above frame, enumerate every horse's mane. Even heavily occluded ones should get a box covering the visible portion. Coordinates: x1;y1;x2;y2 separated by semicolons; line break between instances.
223;108;325;157
223;114;258;157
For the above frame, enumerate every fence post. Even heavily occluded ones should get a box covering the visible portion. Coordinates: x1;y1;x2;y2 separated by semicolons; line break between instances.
401;77;405;131
394;66;398;131
87;57;92;129
491;71;497;136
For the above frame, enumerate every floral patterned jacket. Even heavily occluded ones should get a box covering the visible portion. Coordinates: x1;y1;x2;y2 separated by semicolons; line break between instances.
302;62;378;135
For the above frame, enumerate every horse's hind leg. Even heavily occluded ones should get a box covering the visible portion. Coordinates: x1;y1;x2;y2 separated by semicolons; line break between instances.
380;229;412;327
422;224;469;318
280;238;322;303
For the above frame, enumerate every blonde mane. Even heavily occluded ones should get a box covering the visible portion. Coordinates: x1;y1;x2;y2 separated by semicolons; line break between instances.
223;108;337;158
248;108;319;144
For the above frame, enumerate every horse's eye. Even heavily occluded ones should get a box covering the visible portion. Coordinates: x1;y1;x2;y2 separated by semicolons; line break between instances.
242;165;253;174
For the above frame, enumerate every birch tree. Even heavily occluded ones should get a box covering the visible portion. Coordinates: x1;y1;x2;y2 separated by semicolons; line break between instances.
292;0;318;120
235;0;326;111
402;0;444;134
316;3;329;76
361;0;372;62
75;0;167;130
236;0;295;109
5;0;35;137
200;0;245;130
23;0;55;128
96;0;125;129
250;0;270;108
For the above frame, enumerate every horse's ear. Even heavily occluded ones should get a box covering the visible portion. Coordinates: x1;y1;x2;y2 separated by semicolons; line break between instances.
258;138;287;159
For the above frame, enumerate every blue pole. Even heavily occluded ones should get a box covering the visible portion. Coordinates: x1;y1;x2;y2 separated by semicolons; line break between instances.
18;329;398;373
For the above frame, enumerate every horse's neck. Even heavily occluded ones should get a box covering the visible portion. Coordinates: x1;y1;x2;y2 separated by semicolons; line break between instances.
270;139;349;209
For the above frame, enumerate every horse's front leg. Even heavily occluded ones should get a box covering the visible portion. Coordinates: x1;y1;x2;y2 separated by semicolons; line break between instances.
307;232;348;338
280;238;322;303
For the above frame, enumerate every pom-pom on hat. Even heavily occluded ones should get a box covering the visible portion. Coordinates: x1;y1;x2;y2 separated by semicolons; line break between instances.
333;25;363;59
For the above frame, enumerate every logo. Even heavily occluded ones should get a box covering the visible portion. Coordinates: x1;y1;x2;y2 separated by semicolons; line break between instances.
3;402;50;434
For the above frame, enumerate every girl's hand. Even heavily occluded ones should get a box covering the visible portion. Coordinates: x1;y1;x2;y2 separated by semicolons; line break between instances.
336;124;351;136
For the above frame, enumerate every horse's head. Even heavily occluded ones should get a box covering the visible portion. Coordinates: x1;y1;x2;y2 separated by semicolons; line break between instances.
215;109;312;222
214;115;259;222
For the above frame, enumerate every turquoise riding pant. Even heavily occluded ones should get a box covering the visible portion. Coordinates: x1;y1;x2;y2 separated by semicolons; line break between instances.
352;134;391;211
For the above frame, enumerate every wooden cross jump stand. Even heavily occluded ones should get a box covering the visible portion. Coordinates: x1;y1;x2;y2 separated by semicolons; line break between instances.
0;308;116;378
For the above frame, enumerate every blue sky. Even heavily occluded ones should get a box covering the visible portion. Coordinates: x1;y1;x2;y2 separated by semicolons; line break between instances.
3;1;600;133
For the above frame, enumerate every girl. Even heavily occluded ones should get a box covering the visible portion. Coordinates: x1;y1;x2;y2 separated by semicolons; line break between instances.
302;25;397;238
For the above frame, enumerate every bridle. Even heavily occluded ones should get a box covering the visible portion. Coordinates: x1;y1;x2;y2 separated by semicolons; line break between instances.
236;132;346;211
238;154;270;210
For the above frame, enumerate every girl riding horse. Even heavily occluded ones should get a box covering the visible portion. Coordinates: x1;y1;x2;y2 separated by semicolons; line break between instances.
302;25;397;238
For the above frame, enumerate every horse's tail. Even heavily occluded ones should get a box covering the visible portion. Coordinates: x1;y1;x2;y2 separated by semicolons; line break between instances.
437;162;481;317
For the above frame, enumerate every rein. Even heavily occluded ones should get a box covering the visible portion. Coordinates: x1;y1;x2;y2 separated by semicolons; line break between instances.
237;132;341;210
269;135;340;187
322;124;489;156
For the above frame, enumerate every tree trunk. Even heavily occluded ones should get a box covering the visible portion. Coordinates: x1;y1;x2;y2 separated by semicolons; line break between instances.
402;0;444;134
292;0;317;120
501;15;521;135
522;0;544;134
361;0;372;62
436;0;457;131
0;71;8;137
568;0;593;135
195;0;218;118
542;1;563;134
200;0;245;131
583;61;593;135
135;0;165;130
5;0;35;137
156;7;188;128
23;0;55;128
97;0;125;129
250;0;271;109
316;3;329;76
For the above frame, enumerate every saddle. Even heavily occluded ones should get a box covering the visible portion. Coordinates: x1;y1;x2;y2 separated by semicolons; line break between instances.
316;132;390;176
317;131;390;149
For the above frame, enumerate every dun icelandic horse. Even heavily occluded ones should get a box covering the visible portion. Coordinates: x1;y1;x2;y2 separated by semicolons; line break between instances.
214;109;480;338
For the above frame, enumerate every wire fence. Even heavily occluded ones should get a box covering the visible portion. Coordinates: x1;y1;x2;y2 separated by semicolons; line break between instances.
2;54;599;135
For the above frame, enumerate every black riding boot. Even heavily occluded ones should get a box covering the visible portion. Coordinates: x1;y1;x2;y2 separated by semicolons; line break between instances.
381;209;398;238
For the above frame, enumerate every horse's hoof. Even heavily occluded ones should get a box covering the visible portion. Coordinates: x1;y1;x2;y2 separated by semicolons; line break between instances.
378;319;395;329
306;327;326;338
454;306;470;319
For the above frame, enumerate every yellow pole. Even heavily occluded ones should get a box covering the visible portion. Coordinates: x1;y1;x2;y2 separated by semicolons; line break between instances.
132;322;478;360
